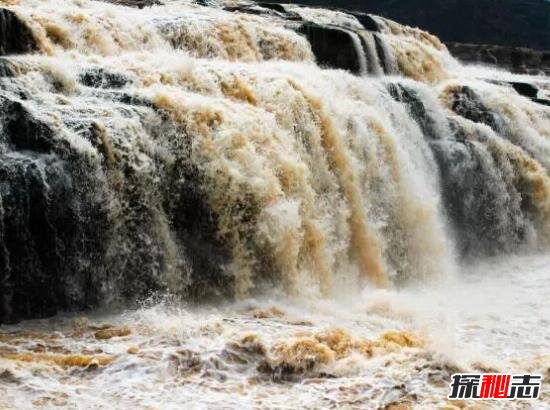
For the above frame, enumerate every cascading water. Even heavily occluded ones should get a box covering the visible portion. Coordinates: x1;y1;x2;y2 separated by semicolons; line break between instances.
0;1;548;408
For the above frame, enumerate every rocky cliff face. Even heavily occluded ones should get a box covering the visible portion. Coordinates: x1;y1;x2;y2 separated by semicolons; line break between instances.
447;43;550;76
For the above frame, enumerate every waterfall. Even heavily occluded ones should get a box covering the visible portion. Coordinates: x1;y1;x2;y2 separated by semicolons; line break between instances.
0;0;549;323
348;30;367;76
358;31;383;76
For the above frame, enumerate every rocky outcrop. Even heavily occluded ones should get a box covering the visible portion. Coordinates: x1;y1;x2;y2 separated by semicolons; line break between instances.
388;82;529;257
223;2;302;20
485;80;550;107
447;43;550;76
508;82;539;99
97;0;160;7
387;83;439;140
0;9;36;55
444;86;499;130
0;96;110;323
296;23;363;74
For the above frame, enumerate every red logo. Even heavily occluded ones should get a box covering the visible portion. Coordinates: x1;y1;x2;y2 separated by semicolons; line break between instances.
479;374;511;399
449;373;542;400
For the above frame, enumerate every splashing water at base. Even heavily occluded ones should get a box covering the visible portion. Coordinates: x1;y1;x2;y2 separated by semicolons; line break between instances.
0;254;548;409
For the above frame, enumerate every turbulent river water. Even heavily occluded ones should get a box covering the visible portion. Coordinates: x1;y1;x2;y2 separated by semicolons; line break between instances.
0;0;549;408
1;254;549;409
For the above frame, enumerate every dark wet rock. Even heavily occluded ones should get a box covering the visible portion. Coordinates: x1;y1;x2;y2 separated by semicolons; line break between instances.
0;58;17;77
79;68;132;89
486;80;550;106
171;189;233;300
445;86;499;131
0;96;110;324
388;83;438;140
0;96;57;153
159;135;233;301
257;3;302;20
224;4;273;16
533;98;550;107
296;22;362;74
351;12;380;32
256;2;289;14
224;2;302;20
503;81;550;107
0;370;20;384
96;0;160;8
194;0;215;6
388;84;527;256
86;90;154;108
0;150;106;323
430;133;525;257
447;43;550;76
0;86;235;322
509;82;539;99
0;8;37;56
487;80;541;99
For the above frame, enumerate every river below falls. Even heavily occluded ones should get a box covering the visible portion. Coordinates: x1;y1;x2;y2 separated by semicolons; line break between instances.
0;254;548;409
